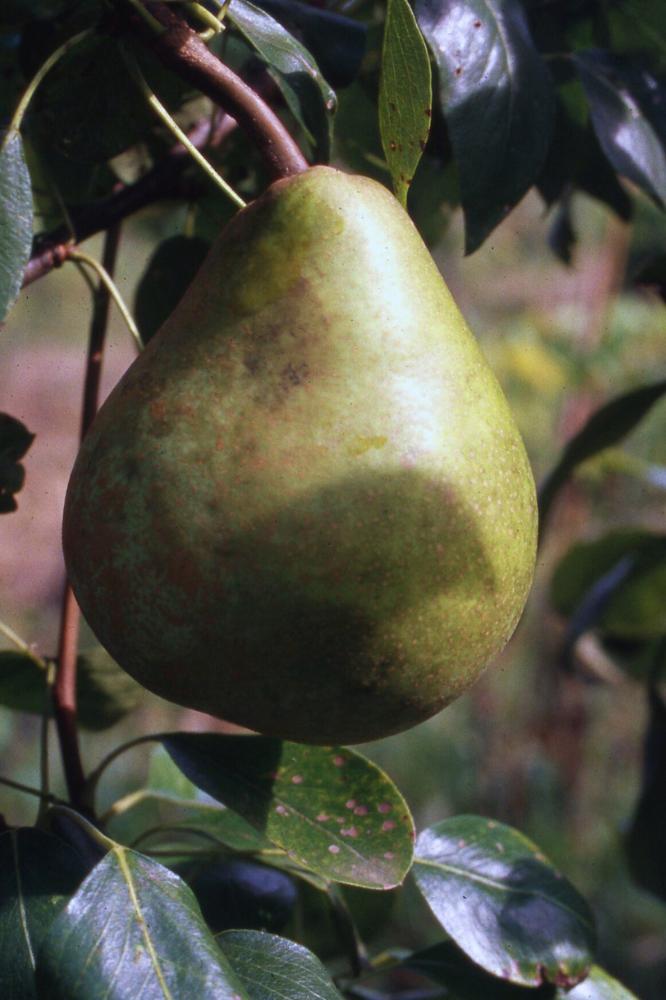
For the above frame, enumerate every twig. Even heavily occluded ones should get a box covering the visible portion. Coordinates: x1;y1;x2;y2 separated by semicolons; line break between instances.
139;1;308;178
53;224;122;815
22;112;235;287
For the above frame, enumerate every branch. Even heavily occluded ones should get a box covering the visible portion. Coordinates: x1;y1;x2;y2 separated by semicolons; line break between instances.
140;2;308;178
23;113;235;287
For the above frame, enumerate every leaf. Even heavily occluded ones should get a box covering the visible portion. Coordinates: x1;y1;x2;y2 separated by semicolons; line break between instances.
605;0;666;74
76;646;145;730
407;944;639;1000
185;859;297;934
163;734;415;889
254;0;366;89
0;412;34;512
567;965;640;999
0;827;89;999
550;531;666;641
538;379;666;535
0;131;32;322
218;929;344;1000
135;236;211;345
379;0;432;207
227;0;336;160
574;50;666;208
413;816;595;988
416;0;555;252
624;648;666;903
406;940;558;998
0;1;74;28
35;846;249;999
631;252;666;299
0;647;143;729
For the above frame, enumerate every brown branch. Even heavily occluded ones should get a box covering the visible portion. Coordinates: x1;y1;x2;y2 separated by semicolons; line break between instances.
53;224;122;815
23;113;235;287
141;2;308;178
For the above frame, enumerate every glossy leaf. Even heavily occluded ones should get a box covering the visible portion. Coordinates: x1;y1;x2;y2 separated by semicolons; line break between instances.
134;236;211;345
417;0;555;252
567;965;640;999
0;828;88;999
256;0;366;89
36;846;248;999
539;379;666;535
574;50;666;208
163;734;415;889
379;0;432;207
0;131;31;322
551;531;666;641
227;0;335;159
413;816;595;987
218;929;344;1000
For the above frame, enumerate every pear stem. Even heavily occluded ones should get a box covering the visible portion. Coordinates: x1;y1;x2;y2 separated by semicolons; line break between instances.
53;224;122;817
137;2;309;178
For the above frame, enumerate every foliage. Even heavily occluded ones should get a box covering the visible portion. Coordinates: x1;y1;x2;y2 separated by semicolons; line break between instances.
0;1;665;998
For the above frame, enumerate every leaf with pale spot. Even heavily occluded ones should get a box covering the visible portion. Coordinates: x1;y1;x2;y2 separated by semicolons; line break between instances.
163;734;414;889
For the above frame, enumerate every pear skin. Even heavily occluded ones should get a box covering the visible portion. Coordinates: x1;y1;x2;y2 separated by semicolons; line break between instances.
62;166;537;744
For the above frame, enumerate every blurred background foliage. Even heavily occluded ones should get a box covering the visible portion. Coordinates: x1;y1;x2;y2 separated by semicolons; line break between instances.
1;0;665;996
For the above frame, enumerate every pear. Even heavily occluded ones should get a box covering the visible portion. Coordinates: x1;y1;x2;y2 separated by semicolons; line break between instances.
62;166;537;745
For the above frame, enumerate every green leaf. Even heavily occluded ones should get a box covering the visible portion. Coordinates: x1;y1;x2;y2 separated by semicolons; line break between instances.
567;965;640;999
135;236;211;345
76;646;145;730
0;647;143;729
605;0;666;73
218;930;344;1000
0;828;89;999
413;816;595;988
227;0;336;160
406;940;558;998
379;0;432;207
256;0;366;89
407;944;638;1000
551;531;666;641
163;734;415;889
539;379;666;535
185;860;297;935
0;131;32;322
574;50;666;208
416;0;555;252
35;846;249;999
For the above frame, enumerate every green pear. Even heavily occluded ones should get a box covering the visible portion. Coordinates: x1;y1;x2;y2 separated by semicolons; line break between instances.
62;166;537;744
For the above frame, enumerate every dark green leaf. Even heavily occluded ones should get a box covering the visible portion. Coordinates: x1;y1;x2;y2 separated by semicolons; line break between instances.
625;650;666;903
0;827;89;999
218;929;344;1000
76;646;145;730
185;860;297;934
605;0;666;73
547;198;576;266
539;379;666;535
135;236;211;345
163;734;414;889
0;646;143;729
551;531;666;641
27;36;153;164
379;0;432;207
255;0;366;89
0;131;32;322
406;940;558;999
631;252;666;299
417;0;555;252
36;846;249;999
227;0;336;160
0;412;34;461
413;816;595;987
574;50;666;208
